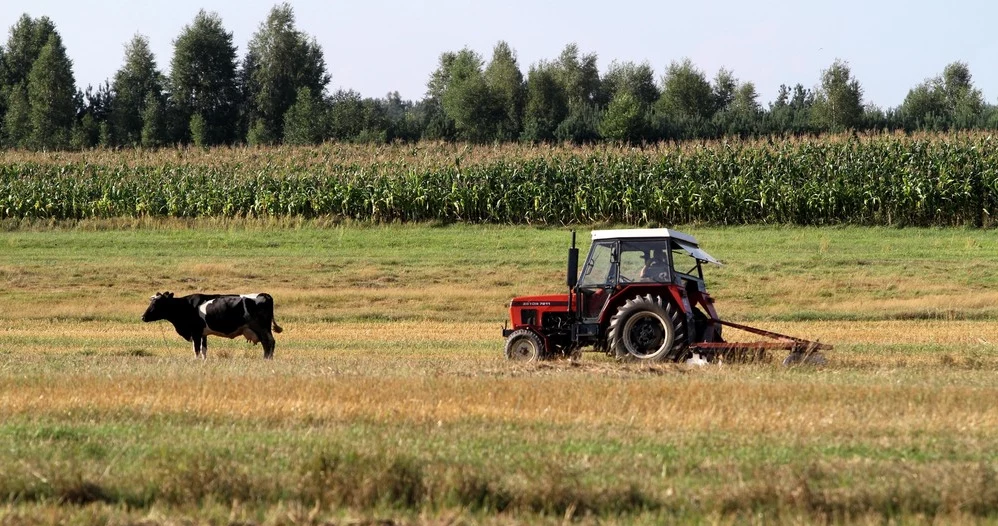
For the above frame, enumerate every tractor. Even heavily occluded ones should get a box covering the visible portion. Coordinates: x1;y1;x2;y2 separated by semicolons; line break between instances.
501;228;829;364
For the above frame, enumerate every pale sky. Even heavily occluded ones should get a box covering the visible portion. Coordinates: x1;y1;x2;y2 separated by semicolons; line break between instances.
3;0;996;109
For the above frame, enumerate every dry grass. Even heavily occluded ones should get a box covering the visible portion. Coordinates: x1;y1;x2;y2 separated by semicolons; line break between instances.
2;222;998;523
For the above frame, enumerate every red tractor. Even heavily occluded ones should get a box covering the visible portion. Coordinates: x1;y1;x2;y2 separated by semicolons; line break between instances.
502;228;828;364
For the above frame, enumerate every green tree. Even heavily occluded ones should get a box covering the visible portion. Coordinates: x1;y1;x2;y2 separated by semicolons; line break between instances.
714;80;763;137
483;41;525;141
283;87;325;145
1;14;59;145
189;113;207;147
244;3;330;142
767;83;815;135
70;112;99;149
27;33;76;149
140;91;167;147
658;59;715;121
550;44;602;143
600;91;646;143
552;43;601;109
898;62;985;131
899;82;946;130
111;34;164;146
712;68;736;112
439;48;501;142
811;59;863;132
655;58;717;139
602;61;659;106
520;64;567;142
2;15;57;88
422;52;457;141
77;82;113;147
328;89;365;141
169;10;240;145
942;62;984;129
3;84;29;147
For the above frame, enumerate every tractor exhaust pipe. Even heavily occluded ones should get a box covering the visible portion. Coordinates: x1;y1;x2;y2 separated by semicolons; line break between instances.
567;230;578;320
567;230;578;289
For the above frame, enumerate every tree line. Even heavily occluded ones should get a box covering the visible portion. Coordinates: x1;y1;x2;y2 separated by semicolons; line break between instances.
2;3;996;150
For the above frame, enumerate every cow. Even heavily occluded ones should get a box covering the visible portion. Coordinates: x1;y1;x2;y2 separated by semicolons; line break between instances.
142;291;284;359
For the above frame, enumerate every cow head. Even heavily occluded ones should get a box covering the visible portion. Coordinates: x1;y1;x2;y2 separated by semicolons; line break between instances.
142;291;175;322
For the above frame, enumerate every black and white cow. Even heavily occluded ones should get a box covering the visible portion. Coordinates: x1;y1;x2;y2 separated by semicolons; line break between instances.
142;291;284;359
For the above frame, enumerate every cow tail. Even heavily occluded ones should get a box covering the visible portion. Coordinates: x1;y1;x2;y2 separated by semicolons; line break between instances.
259;293;283;333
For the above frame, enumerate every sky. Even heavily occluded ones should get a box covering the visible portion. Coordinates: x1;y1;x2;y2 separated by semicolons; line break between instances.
2;0;997;109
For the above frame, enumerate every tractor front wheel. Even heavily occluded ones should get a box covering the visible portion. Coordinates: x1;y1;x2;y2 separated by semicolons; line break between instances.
608;294;686;362
504;329;545;362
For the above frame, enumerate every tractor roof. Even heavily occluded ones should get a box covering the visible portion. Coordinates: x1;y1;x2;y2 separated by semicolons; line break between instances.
591;228;699;245
591;228;721;265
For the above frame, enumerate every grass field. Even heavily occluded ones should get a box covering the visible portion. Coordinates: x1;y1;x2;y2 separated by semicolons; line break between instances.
2;221;998;524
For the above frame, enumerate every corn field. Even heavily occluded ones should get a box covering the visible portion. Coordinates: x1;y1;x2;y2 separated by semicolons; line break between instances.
2;134;996;225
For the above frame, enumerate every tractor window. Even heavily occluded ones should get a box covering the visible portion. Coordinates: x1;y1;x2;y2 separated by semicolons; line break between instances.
620;240;671;283
578;242;614;287
671;248;702;279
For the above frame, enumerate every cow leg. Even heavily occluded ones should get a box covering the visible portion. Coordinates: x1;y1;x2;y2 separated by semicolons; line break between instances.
201;337;208;359
255;326;275;359
192;338;200;358
263;331;276;359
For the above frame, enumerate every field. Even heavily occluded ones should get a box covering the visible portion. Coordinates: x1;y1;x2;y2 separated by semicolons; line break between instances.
4;135;998;225
1;221;998;524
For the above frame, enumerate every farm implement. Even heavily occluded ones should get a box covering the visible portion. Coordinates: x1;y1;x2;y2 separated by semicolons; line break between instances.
502;228;830;365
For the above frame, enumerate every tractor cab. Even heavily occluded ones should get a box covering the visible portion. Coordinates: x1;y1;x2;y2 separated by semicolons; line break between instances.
575;229;721;323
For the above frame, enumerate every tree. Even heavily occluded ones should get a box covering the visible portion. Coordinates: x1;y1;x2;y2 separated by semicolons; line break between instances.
422;52;457;141
657;59;716;122
169;10;240;145
2;15;57;88
716;81;763;137
602;61;659;106
552;43;601;109
655;58;718;139
1;14;59;146
3;84;29;147
111;34;164;146
942;62;984;129
283;87;325;145
77;81;113;147
767;83;815;135
520;64;567;142
189;113;207;147
483;41;525;141
600;91;647;143
712;68;737;112
811;59;863;132
140;91;167;147
27;33;76;149
244;3;330;142
899;82;946;130
898;62;985;131
438;48;501;142
380;91;420;142
550;44;602;143
328;89;365;141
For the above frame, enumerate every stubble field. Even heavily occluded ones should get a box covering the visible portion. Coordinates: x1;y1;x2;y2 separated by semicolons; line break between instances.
2;220;998;524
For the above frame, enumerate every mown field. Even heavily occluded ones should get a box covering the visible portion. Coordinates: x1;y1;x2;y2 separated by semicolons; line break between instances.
1;221;998;524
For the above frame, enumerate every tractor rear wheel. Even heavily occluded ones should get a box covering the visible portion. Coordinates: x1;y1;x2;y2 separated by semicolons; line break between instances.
504;329;545;362
608;294;687;362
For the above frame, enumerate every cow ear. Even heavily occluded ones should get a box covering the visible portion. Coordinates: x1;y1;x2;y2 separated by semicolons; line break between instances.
165;292;174;298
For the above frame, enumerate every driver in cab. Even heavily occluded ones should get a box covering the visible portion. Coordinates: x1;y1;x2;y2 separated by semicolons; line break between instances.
640;249;669;282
